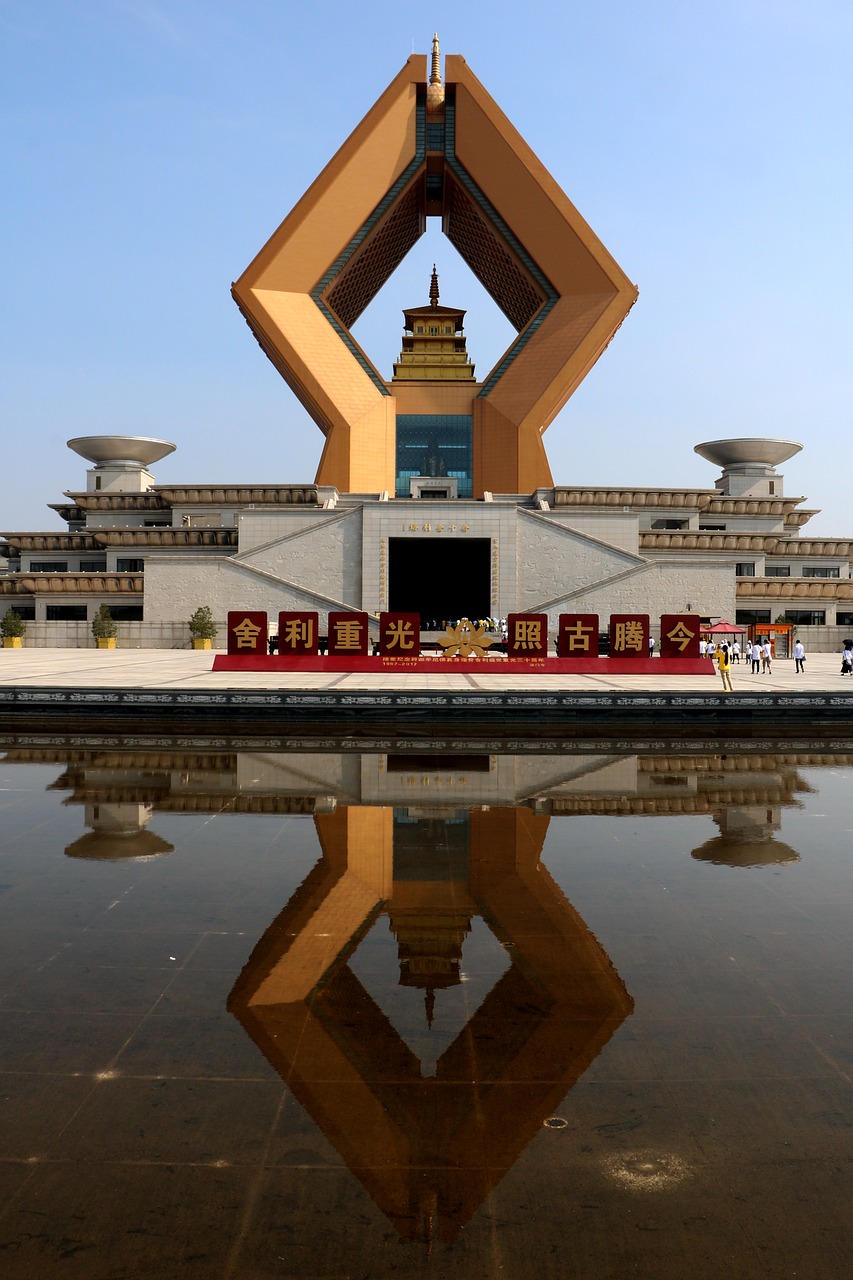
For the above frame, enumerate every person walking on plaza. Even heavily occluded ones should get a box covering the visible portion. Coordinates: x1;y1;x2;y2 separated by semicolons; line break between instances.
762;640;772;674
717;642;734;692
794;639;806;673
699;637;707;659
842;644;853;675
732;639;741;663
750;641;762;674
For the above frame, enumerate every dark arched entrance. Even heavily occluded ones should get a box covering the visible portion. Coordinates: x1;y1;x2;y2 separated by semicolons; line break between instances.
388;537;491;622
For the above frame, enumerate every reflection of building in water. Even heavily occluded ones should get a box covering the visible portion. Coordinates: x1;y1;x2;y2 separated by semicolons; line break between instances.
4;746;845;868
46;765;175;860
64;801;174;861
691;806;799;867
228;805;633;1245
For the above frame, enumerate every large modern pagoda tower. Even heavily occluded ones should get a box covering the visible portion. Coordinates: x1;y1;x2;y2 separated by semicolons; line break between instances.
232;35;637;497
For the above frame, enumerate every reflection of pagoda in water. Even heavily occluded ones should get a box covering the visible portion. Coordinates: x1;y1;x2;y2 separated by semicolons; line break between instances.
228;805;633;1245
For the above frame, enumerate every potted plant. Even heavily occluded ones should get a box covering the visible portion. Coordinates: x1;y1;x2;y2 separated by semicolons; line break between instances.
188;606;218;650
92;603;118;649
1;607;25;648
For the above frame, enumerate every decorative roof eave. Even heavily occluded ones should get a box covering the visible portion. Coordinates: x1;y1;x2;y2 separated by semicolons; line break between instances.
154;485;319;506
553;488;715;510
48;504;86;522
0;533;100;553
737;579;853;599
63;492;169;512
0;574;143;595
92;529;237;548
642;532;853;556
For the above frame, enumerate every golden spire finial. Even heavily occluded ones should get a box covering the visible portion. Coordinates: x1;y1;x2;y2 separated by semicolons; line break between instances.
430;32;441;86
426;33;445;111
429;265;439;308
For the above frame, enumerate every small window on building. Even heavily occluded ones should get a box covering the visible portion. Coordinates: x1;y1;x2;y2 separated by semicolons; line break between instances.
782;610;826;625
768;481;775;494
836;612;853;627
802;566;840;578
736;610;771;625
651;519;688;530
46;605;87;621
116;559;144;573
108;606;143;621
79;561;107;573
29;562;68;573
94;475;101;490
735;563;755;577
416;325;423;333
10;607;35;620
765;565;791;577
699;524;726;531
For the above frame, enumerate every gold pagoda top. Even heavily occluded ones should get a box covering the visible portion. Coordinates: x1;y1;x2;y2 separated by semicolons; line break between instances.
392;268;475;382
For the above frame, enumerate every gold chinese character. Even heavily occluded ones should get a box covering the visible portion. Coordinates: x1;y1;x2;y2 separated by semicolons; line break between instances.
561;621;594;652
665;621;696;653
613;621;644;652
436;524;444;532
408;523;419;532
461;523;470;532
282;618;313;648
513;619;542;650
385;620;415;651
449;524;457;532
232;618;261;649
333;620;363;650
422;523;432;532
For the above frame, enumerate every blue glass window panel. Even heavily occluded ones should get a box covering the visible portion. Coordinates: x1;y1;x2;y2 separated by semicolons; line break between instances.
395;415;473;497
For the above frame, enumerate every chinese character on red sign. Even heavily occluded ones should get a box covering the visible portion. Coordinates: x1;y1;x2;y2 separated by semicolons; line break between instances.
277;611;318;655
659;614;700;659
609;614;649;658
379;612;420;657
327;611;369;656
507;613;547;657
227;610;268;655
557;613;599;657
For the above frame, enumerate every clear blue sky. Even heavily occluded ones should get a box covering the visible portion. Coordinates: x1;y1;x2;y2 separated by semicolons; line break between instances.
2;0;851;532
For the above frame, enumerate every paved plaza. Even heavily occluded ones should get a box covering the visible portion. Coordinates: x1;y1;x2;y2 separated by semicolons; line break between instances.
0;646;847;695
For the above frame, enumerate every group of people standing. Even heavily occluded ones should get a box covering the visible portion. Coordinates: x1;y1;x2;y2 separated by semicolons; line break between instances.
699;635;810;692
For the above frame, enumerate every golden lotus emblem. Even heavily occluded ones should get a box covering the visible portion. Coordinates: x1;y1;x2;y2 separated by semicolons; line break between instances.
437;619;495;660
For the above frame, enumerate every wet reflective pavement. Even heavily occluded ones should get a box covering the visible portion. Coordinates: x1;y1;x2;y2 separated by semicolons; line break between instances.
1;738;852;1278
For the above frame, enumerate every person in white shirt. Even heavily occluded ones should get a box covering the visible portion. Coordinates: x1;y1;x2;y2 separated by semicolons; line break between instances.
732;640;741;663
793;640;805;673
762;641;772;674
699;638;707;658
750;642;762;674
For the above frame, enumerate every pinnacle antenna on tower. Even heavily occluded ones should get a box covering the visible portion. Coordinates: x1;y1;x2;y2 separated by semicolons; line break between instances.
430;32;441;85
426;33;445;111
429;265;439;308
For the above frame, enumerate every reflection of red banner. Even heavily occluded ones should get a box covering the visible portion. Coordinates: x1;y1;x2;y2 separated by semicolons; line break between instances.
660;614;700;659
609;613;648;658
277;611;318;655
227;610;267;655
379;612;420;657
557;613;598;657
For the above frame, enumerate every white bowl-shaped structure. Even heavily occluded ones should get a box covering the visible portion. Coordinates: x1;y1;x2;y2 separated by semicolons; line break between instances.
694;438;802;470
67;435;176;467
